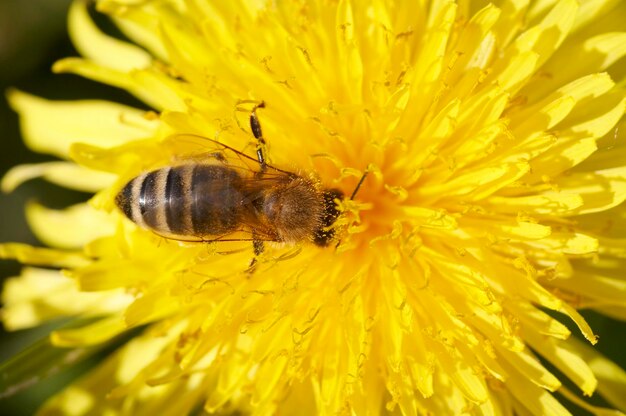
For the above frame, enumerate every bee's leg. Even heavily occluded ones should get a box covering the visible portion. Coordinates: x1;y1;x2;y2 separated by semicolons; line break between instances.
248;102;267;174
240;100;267;272
247;237;265;274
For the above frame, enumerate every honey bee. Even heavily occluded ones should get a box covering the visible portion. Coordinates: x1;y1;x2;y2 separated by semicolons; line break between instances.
115;102;366;267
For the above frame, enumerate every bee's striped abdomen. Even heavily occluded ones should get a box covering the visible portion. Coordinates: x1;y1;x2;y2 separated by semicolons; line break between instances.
189;165;243;235
163;166;190;234
116;164;244;238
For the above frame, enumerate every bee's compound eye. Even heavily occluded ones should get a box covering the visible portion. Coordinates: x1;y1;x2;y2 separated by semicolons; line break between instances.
313;188;344;246
322;189;343;219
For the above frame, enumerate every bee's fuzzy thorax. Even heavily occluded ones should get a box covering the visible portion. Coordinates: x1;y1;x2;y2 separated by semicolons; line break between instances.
261;176;324;243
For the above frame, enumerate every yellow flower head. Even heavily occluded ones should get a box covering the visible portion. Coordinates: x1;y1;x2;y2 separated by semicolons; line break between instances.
3;0;626;414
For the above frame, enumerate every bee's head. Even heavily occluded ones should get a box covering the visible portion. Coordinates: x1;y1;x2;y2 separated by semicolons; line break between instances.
312;188;343;246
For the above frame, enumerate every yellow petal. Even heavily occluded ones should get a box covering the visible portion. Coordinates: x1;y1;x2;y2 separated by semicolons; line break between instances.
490;51;539;93
582;31;626;69
571;0;622;33
98;1;169;60
402;207;457;230
506;301;571;340
486;261;563;311
524;138;598;186
2;267;131;330
7;89;158;158
420;162;530;202
0;243;89;269
525;32;626;100
52;58;186;111
69;0;152;71
556;167;626;215
557;385;626;416
492;0;529;47
515;0;578;69
26;202;116;249
70;260;152;291
529;232;599;255
466;218;552;240
446;3;500;83
2;162;114;193
524;330;597;396
486;192;584;216
567;337;626;412
40;321;202;416
498;347;561;391
124;289;180;327
558;302;598;345
510;73;615;138
409;99;461;167
502;360;572;416
411;1;457;87
51;315;128;347
563;88;626;143
68;140;166;174
548;270;626;307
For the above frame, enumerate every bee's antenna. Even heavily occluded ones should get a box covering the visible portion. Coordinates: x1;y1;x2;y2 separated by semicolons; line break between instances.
349;170;369;200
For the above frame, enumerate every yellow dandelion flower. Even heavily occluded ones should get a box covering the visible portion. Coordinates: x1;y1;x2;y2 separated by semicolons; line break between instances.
3;0;626;414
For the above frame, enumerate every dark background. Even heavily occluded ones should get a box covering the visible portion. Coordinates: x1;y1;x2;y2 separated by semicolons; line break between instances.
0;1;140;413
1;1;75;412
0;1;624;415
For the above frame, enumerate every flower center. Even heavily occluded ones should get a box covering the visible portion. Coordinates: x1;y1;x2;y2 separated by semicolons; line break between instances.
330;141;414;252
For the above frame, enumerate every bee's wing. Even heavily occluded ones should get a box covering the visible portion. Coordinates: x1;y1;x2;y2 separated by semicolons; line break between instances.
210;230;280;243
150;227;281;244
164;134;291;175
